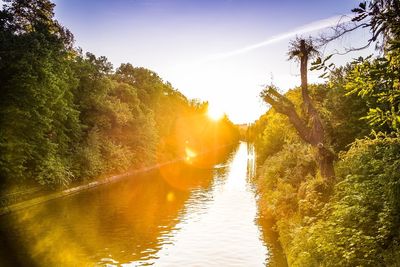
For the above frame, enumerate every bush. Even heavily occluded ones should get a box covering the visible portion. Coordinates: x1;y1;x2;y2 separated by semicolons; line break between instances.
290;136;400;266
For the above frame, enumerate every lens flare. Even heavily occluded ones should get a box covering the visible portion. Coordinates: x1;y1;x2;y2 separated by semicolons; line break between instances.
166;191;175;202
185;147;197;164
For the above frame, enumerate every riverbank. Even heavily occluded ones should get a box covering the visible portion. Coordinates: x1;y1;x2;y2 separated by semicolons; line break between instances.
0;143;238;216
250;88;400;266
0;160;178;216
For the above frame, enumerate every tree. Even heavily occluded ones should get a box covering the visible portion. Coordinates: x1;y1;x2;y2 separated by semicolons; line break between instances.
72;53;160;178
261;38;335;180
0;0;81;187
318;0;400;133
318;0;400;54
344;53;400;133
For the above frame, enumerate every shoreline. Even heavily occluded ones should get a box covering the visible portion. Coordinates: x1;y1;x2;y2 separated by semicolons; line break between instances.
0;143;239;216
0;159;180;216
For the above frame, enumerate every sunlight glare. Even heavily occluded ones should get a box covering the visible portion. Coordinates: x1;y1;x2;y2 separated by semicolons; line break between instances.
207;105;225;121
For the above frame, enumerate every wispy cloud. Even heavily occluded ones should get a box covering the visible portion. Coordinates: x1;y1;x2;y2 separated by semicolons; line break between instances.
199;14;352;63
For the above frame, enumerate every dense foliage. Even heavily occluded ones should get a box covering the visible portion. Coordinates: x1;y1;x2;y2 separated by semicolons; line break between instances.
251;1;400;265
252;66;400;266
0;0;239;190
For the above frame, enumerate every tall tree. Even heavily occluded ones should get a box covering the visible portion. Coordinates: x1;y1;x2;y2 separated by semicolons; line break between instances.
0;0;81;187
261;38;335;180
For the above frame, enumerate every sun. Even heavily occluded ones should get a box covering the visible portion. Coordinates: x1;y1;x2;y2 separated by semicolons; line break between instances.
207;104;225;121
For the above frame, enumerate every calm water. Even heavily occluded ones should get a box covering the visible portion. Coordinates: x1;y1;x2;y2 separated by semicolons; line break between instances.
0;143;271;266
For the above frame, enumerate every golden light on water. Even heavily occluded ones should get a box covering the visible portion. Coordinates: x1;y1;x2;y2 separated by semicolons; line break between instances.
185;147;197;163
166;192;175;202
207;104;225;121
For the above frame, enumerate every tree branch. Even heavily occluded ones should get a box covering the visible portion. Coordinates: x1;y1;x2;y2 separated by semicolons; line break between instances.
261;86;312;144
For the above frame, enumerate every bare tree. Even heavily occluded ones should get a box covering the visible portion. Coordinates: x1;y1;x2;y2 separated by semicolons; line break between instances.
261;38;335;180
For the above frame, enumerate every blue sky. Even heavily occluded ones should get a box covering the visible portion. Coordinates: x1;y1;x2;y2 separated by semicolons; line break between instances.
53;0;373;123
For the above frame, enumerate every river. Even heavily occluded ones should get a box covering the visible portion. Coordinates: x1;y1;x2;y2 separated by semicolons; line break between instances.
0;142;273;266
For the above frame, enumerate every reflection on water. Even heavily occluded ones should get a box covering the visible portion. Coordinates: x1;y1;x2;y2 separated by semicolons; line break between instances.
0;143;270;266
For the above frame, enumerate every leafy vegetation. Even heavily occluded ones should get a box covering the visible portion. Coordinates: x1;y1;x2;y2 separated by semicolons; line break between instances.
0;0;239;191
251;0;400;265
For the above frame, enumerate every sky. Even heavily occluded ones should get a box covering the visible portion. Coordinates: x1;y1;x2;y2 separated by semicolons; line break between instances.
53;0;374;123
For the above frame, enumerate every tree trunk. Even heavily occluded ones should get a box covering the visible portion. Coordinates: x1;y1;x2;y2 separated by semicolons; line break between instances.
317;146;335;179
299;39;335;180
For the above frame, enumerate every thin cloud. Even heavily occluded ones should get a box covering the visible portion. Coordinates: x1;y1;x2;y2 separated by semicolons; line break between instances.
199;14;353;63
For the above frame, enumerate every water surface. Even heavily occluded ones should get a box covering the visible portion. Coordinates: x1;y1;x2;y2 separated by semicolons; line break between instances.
0;143;270;266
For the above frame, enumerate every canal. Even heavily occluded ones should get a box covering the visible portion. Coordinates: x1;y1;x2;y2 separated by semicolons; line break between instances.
0;143;271;266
